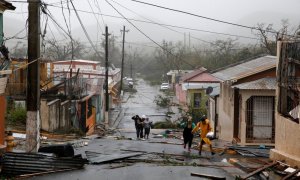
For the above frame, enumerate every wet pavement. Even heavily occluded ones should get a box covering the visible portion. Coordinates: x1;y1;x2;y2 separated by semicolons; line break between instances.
118;79;177;130
23;79;249;179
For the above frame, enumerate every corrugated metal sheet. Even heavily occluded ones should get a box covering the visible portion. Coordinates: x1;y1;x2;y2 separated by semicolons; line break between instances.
1;152;88;177
212;56;276;81
181;67;207;82
0;77;7;95
187;72;220;83
232;77;276;90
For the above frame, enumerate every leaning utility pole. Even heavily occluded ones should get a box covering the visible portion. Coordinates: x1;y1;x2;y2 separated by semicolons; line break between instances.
120;26;129;94
26;0;40;152
105;26;109;129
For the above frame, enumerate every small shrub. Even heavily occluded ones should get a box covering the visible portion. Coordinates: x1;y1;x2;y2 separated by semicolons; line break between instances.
154;95;170;107
7;107;27;125
153;120;178;129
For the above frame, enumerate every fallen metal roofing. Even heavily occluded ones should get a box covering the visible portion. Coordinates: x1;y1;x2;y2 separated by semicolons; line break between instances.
232;77;276;90
1;152;88;177
212;56;276;81
85;151;144;164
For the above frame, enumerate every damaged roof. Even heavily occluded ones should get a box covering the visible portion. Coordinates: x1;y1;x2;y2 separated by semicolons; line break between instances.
212;55;277;81
181;67;207;82
232;77;276;90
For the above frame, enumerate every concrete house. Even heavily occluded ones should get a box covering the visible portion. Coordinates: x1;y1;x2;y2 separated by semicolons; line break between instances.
176;68;220;120
212;55;277;145
270;41;300;167
40;60;121;135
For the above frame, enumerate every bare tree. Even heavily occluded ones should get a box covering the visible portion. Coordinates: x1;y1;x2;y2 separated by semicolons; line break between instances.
255;19;300;55
44;38;86;60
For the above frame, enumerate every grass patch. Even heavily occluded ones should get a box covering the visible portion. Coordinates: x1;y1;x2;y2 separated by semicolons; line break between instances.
7;107;27;125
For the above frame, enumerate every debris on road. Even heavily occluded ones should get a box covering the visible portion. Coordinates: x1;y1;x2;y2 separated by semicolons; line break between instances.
240;161;278;179
38;144;75;157
85;151;144;164
191;172;226;179
1;152;88;178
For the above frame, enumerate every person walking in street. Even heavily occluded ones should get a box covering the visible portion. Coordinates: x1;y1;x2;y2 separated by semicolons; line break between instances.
132;115;142;139
139;115;147;139
183;116;195;152
192;115;215;156
143;116;152;139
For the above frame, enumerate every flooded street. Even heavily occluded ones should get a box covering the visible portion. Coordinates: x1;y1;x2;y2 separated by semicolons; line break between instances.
118;79;170;130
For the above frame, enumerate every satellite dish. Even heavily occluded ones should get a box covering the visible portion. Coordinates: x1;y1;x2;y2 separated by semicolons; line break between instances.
206;86;213;95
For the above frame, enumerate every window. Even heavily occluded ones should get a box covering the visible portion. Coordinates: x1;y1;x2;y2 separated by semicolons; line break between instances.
277;42;300;124
194;93;201;108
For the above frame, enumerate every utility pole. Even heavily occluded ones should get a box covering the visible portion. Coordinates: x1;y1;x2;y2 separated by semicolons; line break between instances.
26;0;40;152
104;26;109;129
130;62;133;78
120;26;129;95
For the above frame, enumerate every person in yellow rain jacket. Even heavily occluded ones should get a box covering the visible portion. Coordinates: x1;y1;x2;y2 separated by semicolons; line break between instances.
192;116;215;156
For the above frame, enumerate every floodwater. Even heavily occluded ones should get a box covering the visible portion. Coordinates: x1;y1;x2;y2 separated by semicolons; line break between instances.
118;79;170;130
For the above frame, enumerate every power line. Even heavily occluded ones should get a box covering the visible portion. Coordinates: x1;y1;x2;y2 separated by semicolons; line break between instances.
93;0;106;28
45;3;259;41
105;0;195;68
110;0;215;46
69;0;103;63
127;0;294;37
87;0;103;34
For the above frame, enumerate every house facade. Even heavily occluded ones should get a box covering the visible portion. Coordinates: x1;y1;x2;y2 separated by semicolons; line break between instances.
212;55;277;145
176;67;220;121
40;59;120;135
270;41;300;167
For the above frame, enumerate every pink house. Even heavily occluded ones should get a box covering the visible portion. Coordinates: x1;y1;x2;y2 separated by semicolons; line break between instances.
176;67;220;106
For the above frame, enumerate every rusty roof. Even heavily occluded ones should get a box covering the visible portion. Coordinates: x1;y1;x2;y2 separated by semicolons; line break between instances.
181;67;207;82
232;77;276;90
212;55;276;81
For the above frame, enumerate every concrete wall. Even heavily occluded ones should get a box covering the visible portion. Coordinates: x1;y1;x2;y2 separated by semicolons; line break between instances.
270;87;300;167
41;99;61;132
218;83;234;141
48;99;61;132
208;97;215;132
239;90;275;145
270;114;300;167
60;100;70;130
40;100;50;132
175;84;187;105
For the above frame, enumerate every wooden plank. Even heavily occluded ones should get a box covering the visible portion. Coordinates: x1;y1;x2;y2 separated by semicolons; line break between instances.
241;161;278;179
191;172;226;179
0;70;12;75
282;169;300;180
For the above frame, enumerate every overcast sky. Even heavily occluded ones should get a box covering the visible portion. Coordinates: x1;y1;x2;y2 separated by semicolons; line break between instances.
4;0;300;50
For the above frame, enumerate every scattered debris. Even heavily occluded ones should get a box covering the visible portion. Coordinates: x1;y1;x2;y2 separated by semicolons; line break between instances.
191;172;226;179
148;141;183;145
85;151;144;164
282;169;300;180
240;161;278;179
38;144;74;157
153;134;163;138
1;152;87;177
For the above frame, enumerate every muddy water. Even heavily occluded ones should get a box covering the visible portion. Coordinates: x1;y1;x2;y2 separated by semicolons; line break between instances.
118;79;169;130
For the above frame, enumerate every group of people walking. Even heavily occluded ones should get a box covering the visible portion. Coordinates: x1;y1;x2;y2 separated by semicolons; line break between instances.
131;114;152;139
182;115;215;156
132;113;215;156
